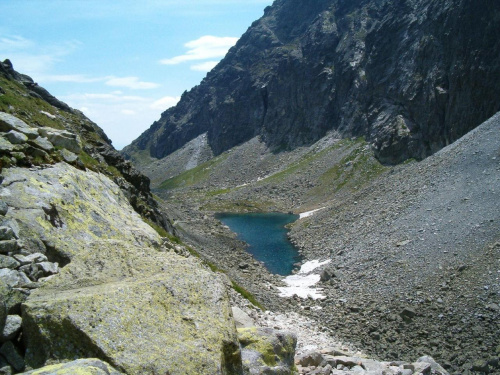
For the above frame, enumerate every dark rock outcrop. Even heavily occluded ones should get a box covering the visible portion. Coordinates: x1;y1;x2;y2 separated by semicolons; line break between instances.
123;0;500;165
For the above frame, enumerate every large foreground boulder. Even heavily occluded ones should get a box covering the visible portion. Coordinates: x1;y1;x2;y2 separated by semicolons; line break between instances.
0;163;242;374
20;358;124;375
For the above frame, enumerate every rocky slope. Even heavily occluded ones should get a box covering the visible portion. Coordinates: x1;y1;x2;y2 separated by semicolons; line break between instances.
136;110;499;374
124;0;500;167
0;59;170;232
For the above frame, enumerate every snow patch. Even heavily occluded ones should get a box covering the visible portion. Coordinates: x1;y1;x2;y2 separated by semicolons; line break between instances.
277;259;331;300
299;207;326;219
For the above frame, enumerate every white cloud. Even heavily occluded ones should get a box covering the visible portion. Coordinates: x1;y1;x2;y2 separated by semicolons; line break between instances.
37;74;104;83
190;61;219;72
0;35;33;50
105;76;160;90
121;109;136;115
61;91;180;149
160;35;237;65
150;96;181;110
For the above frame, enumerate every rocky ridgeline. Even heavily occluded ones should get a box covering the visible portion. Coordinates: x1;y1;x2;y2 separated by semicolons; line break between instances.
124;0;500;167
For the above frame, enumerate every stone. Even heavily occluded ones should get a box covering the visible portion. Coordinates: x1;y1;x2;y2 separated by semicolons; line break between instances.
38;127;82;154
1;315;22;341
400;307;417;322
334;356;364;368
239;327;296;374
0;241;18;254
27;137;54;152
0;113;32;135
0;341;24;372
232;306;255;328
411;362;431;375
19;358;125;374
0;203;7;216
0;270;29;288
416;355;449;375
4;131;27;145
12;254;31;266
320;267;337;282
0;139;14;153
58;148;78;163
0;365;12;375
0;255;20;269
37;261;58;275
23;253;47;264
0;279;28;315
296;351;325;367
0;228;14;241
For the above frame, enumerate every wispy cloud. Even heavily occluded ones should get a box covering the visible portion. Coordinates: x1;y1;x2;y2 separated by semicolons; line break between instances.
0;35;33;50
105;76;160;90
61;91;180;149
160;35;237;67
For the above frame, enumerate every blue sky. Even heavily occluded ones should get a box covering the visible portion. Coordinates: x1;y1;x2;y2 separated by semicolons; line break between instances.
0;0;273;149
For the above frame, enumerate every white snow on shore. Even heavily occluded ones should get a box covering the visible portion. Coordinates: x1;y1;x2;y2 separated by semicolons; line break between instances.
299;207;325;219
277;259;331;299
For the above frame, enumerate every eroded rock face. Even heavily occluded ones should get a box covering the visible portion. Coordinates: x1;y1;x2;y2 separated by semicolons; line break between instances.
124;0;500;165
0;163;241;374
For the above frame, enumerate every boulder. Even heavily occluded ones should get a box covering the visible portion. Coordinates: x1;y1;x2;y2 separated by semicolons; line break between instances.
19;358;124;375
0;240;18;254
232;306;255;328
0;139;14;153
238;327;296;374
1;315;22;341
38;127;81;154
0;113;32;135
0;255;19;270
0;228;14;241
58;148;78;163
1;163;242;374
0;341;24;372
4;131;27;145
27;137;53;153
416;356;449;375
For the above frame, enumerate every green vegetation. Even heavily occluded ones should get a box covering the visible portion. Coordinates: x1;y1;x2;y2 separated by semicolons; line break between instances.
231;281;264;310
309;139;386;197
159;153;229;190
261;138;356;184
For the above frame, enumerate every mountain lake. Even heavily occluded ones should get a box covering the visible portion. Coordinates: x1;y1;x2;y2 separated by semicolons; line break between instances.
216;212;301;275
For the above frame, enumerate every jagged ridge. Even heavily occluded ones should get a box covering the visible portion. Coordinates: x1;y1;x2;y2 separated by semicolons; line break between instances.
124;0;500;165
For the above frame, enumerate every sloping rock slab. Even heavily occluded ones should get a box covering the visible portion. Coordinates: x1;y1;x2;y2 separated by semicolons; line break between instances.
23;254;239;374
19;358;124;374
0;163;241;374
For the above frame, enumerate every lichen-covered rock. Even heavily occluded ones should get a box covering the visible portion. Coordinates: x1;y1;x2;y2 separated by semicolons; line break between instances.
37;127;81;154
19;358;124;375
0;163;242;374
238;327;296;375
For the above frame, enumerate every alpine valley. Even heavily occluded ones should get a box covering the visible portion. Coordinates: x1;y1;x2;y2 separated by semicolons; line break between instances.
0;0;498;375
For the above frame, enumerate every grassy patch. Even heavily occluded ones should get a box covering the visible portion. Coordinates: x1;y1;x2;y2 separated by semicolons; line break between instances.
0;77;65;129
231;281;264;310
159;153;229;191
261;138;356;184
309;140;386;196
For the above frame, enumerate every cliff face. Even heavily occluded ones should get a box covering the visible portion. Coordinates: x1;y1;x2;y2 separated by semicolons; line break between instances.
123;0;500;165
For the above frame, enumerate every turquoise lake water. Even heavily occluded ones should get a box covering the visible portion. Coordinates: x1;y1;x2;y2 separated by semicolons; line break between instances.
216;212;301;275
